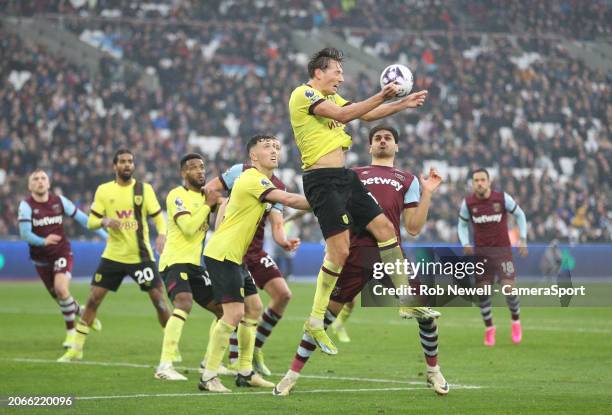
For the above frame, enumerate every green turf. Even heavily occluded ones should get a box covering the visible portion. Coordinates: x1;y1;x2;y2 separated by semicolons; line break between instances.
1;281;611;414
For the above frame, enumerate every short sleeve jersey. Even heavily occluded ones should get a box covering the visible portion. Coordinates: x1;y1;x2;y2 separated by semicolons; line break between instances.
90;180;162;263
159;186;209;270
288;84;352;170
204;168;277;264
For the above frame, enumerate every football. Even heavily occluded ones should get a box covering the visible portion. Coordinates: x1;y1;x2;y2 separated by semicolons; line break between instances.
380;64;414;97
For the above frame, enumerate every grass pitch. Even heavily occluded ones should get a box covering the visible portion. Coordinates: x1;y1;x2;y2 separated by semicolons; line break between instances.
1;280;611;414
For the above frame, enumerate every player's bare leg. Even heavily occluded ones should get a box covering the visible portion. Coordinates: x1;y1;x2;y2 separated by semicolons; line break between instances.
274;300;343;396
156;292;192;380
148;286;171;328
305;231;348;355
330;298;355;343
367;214;440;320
58;285;108;362
253;278;292;375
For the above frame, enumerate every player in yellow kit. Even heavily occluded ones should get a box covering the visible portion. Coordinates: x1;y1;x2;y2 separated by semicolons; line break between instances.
154;153;224;380
288;47;434;356
198;135;310;393
58;149;171;362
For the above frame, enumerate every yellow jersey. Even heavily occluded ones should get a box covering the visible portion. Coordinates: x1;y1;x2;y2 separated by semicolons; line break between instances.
89;179;164;264
204;168;276;264
159;186;210;270
288;83;352;170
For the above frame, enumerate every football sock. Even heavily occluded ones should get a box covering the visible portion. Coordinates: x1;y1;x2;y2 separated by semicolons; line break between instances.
202;319;236;379
505;294;521;321
291;310;336;373
378;238;411;304
255;307;281;350
336;302;354;326
237;318;258;375
58;296;78;331
228;330;239;363
309;259;341;322
479;295;494;327
203;318;217;364
417;317;439;368
160;308;188;364
73;321;90;350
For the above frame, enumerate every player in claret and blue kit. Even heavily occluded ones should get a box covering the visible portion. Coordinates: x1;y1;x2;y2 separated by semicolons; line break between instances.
458;168;528;346
18;169;106;348
275;126;448;396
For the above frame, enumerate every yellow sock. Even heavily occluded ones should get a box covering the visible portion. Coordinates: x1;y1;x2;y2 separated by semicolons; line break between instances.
74;321;90;350
337;303;354;325
237;318;258;373
203;318;217;364
310;259;342;320
204;319;235;375
160;309;188;364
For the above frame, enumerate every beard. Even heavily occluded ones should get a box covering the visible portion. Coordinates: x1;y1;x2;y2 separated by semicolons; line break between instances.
187;176;205;189
118;170;133;181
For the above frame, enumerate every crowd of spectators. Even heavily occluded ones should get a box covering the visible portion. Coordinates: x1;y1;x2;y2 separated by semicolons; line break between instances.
0;1;610;244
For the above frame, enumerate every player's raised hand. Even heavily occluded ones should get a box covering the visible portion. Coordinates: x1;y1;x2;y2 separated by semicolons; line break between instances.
402;90;428;108
281;237;301;252
381;83;400;100
419;167;443;193
203;186;222;207
44;234;62;246
102;217;121;229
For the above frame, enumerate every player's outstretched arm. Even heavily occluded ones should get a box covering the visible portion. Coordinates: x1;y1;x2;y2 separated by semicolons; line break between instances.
361;90;428;122
312;83;399;124
59;195;108;239
403;167;442;236
264;189;310;211
270;209;300;252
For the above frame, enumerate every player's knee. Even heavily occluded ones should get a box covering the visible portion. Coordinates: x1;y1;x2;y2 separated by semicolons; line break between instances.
225;309;244;327
277;288;292;306
378;219;396;240
173;293;193;314
329;246;350;265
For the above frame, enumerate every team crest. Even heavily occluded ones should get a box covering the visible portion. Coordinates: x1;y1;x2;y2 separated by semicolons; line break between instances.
94;273;102;282
52;204;62;213
493;203;502;212
362;170;369;175
180;272;188;281
33;209;39;214
472;207;479;214
134;195;143;206
342;214;349;225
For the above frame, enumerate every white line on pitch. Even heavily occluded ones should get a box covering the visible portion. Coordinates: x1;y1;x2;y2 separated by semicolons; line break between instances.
5;358;482;389
0;307;610;334
75;387;429;401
